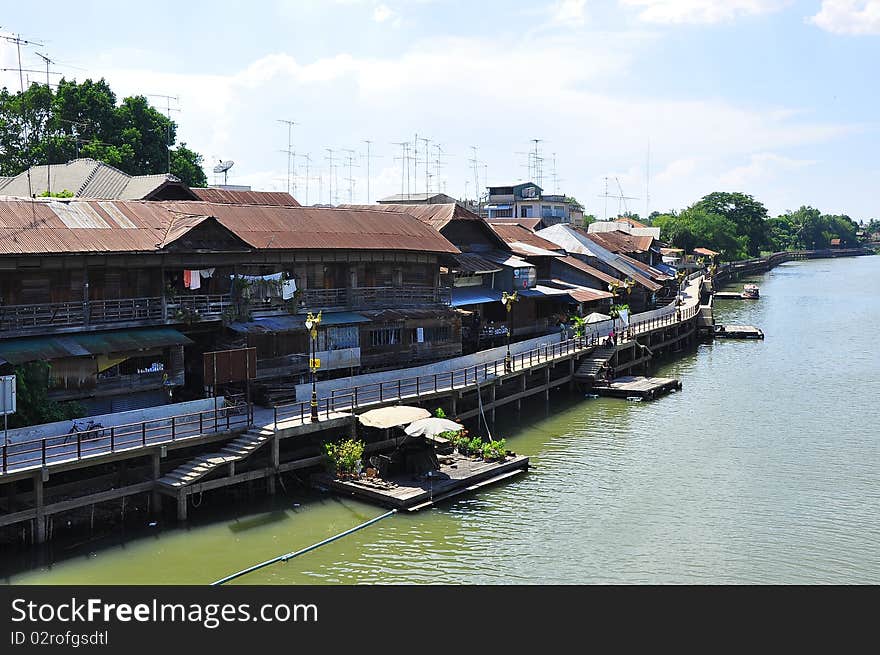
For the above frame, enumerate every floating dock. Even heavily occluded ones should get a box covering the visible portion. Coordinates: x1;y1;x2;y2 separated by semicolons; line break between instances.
714;325;764;339
592;375;682;400
315;453;529;512
714;291;750;299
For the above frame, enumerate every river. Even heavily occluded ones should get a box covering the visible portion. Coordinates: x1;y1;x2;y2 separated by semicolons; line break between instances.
5;256;879;584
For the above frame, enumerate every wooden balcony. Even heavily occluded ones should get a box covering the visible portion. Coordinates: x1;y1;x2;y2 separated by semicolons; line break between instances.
297;286;451;312
0;294;232;336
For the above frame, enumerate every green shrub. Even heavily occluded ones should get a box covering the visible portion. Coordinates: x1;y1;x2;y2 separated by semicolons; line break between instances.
434;407;447;419
467;436;484;456
324;437;365;476
482;439;507;461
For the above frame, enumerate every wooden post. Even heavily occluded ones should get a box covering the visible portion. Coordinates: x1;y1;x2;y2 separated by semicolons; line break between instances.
177;491;187;522
490;383;496;423
268;435;279;496
33;471;45;544
545;367;551;401
150;451;161;516
450;392;457;417
569;357;576;390
518;374;526;413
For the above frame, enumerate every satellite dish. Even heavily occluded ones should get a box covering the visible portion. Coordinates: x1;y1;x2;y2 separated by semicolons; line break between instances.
213;160;235;185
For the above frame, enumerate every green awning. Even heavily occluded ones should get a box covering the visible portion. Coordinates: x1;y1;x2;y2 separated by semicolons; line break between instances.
0;328;193;365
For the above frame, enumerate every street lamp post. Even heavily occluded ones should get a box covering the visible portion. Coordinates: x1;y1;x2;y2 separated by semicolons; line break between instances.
305;311;322;422
607;278;634;340
501;291;518;373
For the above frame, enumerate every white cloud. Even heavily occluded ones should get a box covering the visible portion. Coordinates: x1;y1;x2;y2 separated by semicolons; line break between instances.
718;152;816;187
620;0;791;24
373;4;397;23
549;0;589;26
808;0;880;35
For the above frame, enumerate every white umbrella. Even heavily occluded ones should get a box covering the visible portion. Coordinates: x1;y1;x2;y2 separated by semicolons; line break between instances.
584;312;611;324
404;417;464;438
357;405;431;429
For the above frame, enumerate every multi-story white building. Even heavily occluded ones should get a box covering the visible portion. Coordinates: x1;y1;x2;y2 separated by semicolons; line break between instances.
485;182;581;226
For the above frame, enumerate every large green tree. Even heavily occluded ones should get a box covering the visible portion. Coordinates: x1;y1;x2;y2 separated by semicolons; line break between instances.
693;191;769;256
653;208;746;261
0;77;207;187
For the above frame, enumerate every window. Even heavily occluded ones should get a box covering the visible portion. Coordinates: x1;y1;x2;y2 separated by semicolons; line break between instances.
369;327;402;347
489;208;513;218
410;325;452;343
520;205;533;218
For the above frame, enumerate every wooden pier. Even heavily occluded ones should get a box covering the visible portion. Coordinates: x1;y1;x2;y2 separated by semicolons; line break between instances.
592;375;682;401
315;453;530;511
714;325;764;339
714;291;750;300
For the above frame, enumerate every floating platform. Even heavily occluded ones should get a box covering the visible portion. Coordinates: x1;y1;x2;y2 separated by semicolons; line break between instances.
315;453;530;512
592;375;681;400
714;325;764;339
714;291;755;299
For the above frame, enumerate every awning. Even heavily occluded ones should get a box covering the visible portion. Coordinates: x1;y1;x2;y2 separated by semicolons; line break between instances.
451;287;504;307
0;327;193;365
481;251;534;269
228;311;370;334
487;204;512;210
693;247;719;257
655;263;678;276
450;252;502;275
518;285;573;299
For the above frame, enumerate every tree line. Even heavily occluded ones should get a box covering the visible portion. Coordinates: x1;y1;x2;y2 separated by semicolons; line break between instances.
0;77;207;187
607;192;870;261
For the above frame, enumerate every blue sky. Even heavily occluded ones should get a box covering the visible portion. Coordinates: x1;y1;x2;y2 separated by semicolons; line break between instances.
1;0;878;219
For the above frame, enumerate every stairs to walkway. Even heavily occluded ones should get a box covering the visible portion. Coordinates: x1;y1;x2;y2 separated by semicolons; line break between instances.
157;426;274;488
574;346;618;383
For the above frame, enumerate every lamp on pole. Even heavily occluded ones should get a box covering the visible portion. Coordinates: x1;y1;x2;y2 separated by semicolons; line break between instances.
305;311;322;422
501;291;519;372
674;269;687;321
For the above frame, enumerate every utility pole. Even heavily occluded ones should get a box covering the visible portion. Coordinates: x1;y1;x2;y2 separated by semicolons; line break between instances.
147;94;180;174
418;135;430;196
324;148;335;205
299;153;312;205
35;51;54;195
469;146;480;206
277;119;297;195
362;140;372;203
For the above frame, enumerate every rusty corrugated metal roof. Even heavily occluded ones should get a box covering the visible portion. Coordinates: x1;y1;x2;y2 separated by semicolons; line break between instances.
557;256;619;286
339;203;480;230
586;230;654;254
191;188;301;206
0;199;458;255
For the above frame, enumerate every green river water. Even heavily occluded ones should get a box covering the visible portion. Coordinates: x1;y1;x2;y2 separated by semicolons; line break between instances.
5;256;879;584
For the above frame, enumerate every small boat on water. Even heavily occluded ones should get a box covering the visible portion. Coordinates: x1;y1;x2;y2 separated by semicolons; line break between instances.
741;284;760;299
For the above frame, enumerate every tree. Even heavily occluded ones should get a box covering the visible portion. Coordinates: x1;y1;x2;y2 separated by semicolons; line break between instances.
7;362;84;429
171;142;208;187
653;208;746;261
693;192;769;256
0;78;206;185
581;213;597;228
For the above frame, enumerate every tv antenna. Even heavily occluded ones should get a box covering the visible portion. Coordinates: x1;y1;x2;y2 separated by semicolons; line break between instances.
468;146;481;206
277;119;297;196
213;160;234;185
341;148;359;204
147;94;180;174
299;153;312;205
391;141;410;198
596;176;638;220
324;148;336;205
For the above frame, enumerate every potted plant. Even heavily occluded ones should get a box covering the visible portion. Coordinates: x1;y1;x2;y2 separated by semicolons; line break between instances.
324;437;365;480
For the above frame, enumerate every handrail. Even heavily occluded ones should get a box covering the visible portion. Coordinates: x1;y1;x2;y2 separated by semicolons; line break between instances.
1;403;250;476
274;277;705;426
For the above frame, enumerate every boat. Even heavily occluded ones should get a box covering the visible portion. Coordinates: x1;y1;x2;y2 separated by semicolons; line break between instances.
740;284;759;299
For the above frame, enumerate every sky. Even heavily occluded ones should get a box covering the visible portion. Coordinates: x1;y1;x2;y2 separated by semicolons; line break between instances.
1;0;878;220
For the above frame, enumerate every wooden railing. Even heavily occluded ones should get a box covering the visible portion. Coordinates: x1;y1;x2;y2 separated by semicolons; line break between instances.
0;294;233;334
274;278;704;426
1;404;250;476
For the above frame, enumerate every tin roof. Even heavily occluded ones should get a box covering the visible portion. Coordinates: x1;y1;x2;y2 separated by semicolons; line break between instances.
449;253;503;274
190;188;300;206
692;247;720;256
0;159;195;200
340;203;481;231
585;230;655;254
0;199;459;255
557;255;619;286
0;327;192;365
487;222;563;254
